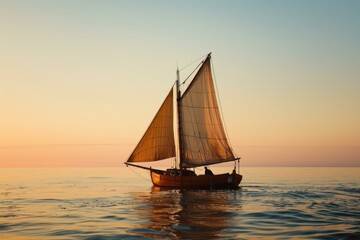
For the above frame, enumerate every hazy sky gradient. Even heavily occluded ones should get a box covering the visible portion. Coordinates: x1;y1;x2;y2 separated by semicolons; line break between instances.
1;0;359;167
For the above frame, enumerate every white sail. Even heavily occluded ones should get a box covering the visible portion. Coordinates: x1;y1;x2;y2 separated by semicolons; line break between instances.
127;89;176;162
180;56;236;168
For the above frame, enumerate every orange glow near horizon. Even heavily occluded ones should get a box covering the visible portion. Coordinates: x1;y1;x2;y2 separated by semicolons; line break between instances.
1;144;359;168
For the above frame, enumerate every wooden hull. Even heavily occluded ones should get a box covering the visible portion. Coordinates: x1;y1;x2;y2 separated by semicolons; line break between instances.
150;169;242;190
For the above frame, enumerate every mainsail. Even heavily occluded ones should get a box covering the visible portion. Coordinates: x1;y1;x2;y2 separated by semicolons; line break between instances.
127;89;175;162
179;55;236;168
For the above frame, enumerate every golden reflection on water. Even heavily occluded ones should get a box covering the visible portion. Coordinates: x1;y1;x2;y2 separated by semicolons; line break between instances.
130;188;239;239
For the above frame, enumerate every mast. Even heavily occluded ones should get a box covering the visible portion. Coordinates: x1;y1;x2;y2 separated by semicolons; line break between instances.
176;67;183;169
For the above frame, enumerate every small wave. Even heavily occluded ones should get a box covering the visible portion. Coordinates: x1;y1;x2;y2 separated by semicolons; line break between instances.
0;214;17;218
284;190;328;199
0;224;10;230
101;215;126;221
50;229;88;236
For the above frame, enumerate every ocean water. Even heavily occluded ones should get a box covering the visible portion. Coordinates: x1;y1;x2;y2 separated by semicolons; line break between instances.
0;167;359;239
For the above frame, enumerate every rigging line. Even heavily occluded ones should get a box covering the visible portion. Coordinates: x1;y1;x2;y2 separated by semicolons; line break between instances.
211;58;237;158
181;60;204;85
127;165;152;183
179;54;208;71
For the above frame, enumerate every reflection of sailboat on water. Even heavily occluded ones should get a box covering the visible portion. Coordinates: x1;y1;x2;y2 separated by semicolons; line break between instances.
125;53;242;189
129;189;239;239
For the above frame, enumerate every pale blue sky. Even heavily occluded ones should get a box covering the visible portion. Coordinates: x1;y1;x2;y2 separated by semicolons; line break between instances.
1;0;359;166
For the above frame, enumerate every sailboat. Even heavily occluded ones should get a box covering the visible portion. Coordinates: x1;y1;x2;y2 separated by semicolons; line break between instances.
125;53;242;189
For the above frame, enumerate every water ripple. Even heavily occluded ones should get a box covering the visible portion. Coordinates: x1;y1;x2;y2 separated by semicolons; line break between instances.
0;168;359;239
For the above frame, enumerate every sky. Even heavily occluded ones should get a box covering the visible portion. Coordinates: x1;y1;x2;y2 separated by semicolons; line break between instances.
1;0;359;167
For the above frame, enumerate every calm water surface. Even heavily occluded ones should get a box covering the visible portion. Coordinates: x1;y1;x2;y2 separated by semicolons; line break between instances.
0;167;359;239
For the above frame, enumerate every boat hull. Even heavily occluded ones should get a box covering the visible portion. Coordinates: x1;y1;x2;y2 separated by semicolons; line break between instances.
150;169;242;190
